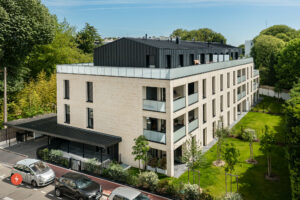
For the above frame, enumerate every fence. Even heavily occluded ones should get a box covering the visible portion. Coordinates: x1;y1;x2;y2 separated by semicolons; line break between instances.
0;128;16;143
259;85;290;100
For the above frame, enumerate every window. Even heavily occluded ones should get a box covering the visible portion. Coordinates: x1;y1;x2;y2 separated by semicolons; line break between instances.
227;92;230;108
65;104;70;124
189;54;194;65
64;80;70;99
247;83;249;94
212;122;216;138
179;54;184;67
233;89;236;103
247;67;249;79
220;95;223;112
233;71;236;86
212;99;216;117
203;128;207;146
87;82;93;102
200;54;205;64
87;108;93;129
227;73;230;88
202;79;206;99
212;76;216;95
220;74;223;91
166;55;171;68
251;80;253;92
203;104;207;124
146;55;155;68
227;111;230;126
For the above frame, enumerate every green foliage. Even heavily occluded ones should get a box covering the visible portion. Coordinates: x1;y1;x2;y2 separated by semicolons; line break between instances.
284;80;300;199
251;35;285;86
49;149;63;157
251;96;285;114
138;171;159;191
171;28;227;43
216;127;230;161
182;137;203;170
76;23;102;54
224;143;240;173
182;183;213;200
156;179;177;197
105;163;128;182
220;192;243;200
260;25;298;41
39;148;49;161
0;0;55;69
276;38;300;89
84;158;101;174
132;135;150;170
158;157;167;170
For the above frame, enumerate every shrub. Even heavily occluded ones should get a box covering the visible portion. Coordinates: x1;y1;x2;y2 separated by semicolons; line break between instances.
40;148;49;161
148;157;158;169
138;171;159;191
220;192;243;200
158;157;167;170
49;149;63;157
106;163;128;182
127;175;138;186
156;179;177;197
182;184;201;200
84;158;101;174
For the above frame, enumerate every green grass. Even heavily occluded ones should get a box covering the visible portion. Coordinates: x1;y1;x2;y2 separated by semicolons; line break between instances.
252;96;285;114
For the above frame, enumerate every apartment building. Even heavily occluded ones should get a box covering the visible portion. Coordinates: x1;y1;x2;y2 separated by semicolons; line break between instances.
6;38;259;177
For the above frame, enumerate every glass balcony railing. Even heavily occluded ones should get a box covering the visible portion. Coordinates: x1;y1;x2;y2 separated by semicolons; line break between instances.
143;100;166;112
188;93;198;105
174;126;186;143
144;129;166;144
188;119;198;133
237;76;241;84
173;97;186;112
242;91;246;97
241;75;246;82
253;69;259;77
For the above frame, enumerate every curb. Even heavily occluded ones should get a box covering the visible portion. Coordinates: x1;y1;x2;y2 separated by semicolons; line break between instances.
0;148;28;158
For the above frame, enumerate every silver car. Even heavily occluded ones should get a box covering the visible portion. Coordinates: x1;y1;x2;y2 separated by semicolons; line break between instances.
108;187;150;200
11;158;55;187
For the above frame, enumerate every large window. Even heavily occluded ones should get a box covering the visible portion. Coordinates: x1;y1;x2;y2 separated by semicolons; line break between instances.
227;92;230;108
212;99;216;117
203;128;207;146
87;82;93;102
179;54;184;67
202;79;206;99
64;80;69;99
166;55;171;68
233;71;236;86
227;72;230;88
220;95;223;112
212;76;216;95
87;108;93;129
203;104;207;124
220;74;223;91
65;104;70;124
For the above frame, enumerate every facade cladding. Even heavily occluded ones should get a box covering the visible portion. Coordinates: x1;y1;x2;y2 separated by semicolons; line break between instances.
94;37;242;68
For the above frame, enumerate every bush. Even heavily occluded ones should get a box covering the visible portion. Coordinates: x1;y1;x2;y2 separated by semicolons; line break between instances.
158;157;167;170
40;148;49;161
220;192;243;200
138;171;159;191
49;149;63;157
105;163;128;182
182;184;201;200
156;179;177;197
148;157;158;169
84;158;101;174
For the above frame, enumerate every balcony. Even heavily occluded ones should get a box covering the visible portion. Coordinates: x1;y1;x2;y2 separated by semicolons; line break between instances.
242;91;246;97
237;91;246;101
173;97;186;112
174;126;186;143
188;93;198;105
253;69;259;77
242;75;246;82
237;76;241;84
188;119;198;133
144;129;166;144
143;100;166;112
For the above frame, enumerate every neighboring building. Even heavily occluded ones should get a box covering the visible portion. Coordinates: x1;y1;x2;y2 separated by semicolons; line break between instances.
245;40;254;57
5;37;259;177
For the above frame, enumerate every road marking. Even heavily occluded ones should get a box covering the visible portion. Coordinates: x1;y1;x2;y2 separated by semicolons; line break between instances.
3;197;14;200
33;188;38;191
48;194;54;197
57;197;62;199
41;191;46;194
26;185;31;188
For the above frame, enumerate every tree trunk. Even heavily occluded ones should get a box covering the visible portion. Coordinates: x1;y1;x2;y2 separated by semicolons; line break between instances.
267;155;270;177
193;169;195;184
3;67;7;129
230;175;232;192
225;172;227;193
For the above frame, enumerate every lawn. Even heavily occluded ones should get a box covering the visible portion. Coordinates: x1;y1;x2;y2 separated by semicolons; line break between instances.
251;96;285;114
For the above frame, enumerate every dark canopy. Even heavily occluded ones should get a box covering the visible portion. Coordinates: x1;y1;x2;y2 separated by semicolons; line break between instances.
4;114;121;148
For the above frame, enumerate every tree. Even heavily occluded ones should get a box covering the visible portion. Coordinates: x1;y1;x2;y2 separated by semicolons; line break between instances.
224;143;240;192
260;25;298;41
284;79;300;200
238;44;245;57
181;138;204;185
260;126;276;178
76;23;102;54
242;128;257;163
25;19;93;78
171;28;227;44
214;124;230;166
275;38;300;90
251;35;285;86
132;135;150;171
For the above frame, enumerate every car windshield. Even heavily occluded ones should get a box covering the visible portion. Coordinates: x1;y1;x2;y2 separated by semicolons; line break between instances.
133;193;150;200
76;177;92;189
30;161;49;174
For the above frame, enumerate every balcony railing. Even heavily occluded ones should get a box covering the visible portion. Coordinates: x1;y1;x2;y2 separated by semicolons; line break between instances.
242;91;246;97
143;100;166;112
253;69;259;77
188;119;198;133
253;83;259;90
188;93;198;105
174;126;186;143
237;91;246;101
242;75;246;82
173;97;186;112
144;129;166;144
237;76;241;84
237;93;242;101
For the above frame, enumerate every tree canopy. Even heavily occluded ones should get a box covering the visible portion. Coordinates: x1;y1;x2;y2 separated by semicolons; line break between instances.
260;25;299;41
76;23;102;54
171;28;227;44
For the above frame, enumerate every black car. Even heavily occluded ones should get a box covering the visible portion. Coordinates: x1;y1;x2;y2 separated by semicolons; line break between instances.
55;172;102;200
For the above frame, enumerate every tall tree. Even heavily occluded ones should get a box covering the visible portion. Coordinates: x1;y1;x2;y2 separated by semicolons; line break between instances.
76;23;102;54
132;135;150;171
251;35;284;86
275;38;300;90
224;143;240;192
260;25;298;41
171;28;227;44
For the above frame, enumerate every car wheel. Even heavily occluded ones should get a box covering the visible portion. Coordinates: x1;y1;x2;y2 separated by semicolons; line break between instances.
31;180;37;188
55;188;61;197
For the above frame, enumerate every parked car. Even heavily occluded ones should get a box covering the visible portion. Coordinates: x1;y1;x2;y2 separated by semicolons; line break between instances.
108;187;150;200
11;158;55;187
55;172;102;200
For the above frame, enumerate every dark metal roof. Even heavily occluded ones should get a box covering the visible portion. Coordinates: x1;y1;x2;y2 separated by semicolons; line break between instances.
4;114;121;148
126;37;237;50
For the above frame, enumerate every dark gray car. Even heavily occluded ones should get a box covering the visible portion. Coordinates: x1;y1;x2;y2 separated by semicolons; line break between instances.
55;172;102;200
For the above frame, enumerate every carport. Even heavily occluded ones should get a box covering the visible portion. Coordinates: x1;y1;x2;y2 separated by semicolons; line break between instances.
4;114;122;163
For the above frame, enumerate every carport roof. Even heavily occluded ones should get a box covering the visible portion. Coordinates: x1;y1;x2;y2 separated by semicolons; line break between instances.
4;114;121;148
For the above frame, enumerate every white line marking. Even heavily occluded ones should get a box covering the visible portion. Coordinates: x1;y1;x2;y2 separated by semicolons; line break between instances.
48;194;53;197
26;185;31;188
3;197;14;200
57;197;62;200
34;188;38;191
41;191;46;194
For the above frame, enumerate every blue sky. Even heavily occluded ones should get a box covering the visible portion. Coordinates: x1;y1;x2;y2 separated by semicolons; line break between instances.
42;0;300;46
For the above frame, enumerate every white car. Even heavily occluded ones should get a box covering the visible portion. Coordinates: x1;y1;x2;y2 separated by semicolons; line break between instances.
108;187;150;200
11;158;55;187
